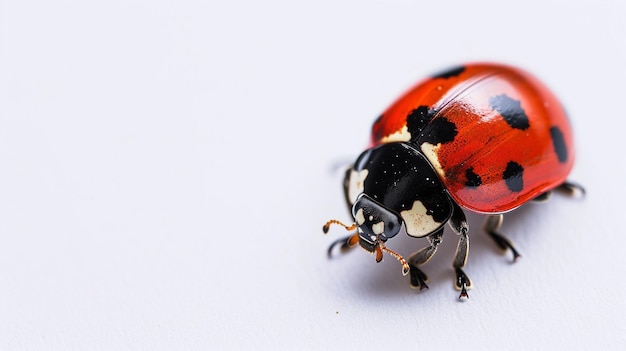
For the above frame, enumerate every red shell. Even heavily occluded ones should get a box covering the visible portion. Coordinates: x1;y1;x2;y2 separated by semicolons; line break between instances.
371;63;574;213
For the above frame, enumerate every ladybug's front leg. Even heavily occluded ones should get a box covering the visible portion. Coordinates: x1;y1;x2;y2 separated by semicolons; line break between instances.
408;229;443;291
326;233;359;258
449;201;472;299
453;233;471;299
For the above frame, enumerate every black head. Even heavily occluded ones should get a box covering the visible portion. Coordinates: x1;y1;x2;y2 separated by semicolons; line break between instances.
352;193;401;252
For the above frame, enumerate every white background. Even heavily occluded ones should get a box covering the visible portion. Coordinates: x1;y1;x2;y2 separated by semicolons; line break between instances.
1;0;625;349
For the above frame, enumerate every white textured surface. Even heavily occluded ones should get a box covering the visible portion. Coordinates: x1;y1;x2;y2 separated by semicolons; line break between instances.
1;0;624;349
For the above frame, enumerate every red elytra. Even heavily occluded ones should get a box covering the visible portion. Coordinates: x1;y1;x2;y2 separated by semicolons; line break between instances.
371;63;574;213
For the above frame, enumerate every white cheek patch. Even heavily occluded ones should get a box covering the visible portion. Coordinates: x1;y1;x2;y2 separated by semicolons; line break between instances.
381;125;411;143
401;200;442;237
420;142;445;177
348;169;369;204
372;222;384;235
355;208;365;225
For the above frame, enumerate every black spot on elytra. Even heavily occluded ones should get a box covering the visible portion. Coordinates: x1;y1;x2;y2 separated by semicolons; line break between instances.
489;94;530;130
465;168;482;188
406;106;457;145
406;106;432;137
415;116;458;145
550;126;568;163
503;161;524;192
432;65;466;79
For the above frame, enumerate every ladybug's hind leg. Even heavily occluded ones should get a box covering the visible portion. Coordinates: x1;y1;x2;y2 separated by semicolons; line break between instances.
555;181;586;197
483;214;521;262
407;228;443;291
533;181;585;203
532;191;552;202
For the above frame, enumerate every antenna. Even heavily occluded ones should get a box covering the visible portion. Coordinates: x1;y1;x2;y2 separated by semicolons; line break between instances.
322;219;357;233
377;243;410;276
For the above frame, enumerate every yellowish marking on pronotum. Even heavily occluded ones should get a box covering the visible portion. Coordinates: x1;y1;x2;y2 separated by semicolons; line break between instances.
401;200;441;237
348;169;369;204
380;125;411;143
420;142;445;177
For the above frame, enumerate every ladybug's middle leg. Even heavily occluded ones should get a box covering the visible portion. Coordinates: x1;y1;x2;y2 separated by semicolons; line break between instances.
483;214;521;261
407;228;443;291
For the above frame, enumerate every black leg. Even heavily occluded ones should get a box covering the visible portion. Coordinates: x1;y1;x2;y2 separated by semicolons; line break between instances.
410;266;429;291
532;191;552;203
535;181;585;203
483;214;521;262
450;230;472;299
450;201;472;299
452;231;471;299
455;267;471;299
556;181;586;197
408;229;443;291
327;233;359;258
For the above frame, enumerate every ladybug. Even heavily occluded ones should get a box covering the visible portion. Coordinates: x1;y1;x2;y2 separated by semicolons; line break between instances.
323;63;583;298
